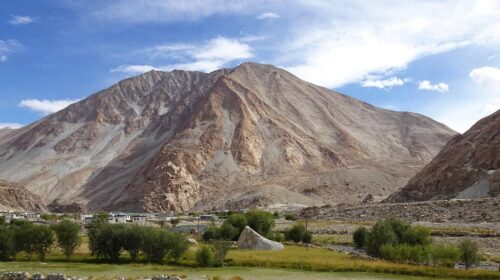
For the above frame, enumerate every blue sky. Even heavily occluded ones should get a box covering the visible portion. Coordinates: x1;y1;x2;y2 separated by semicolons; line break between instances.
1;0;500;132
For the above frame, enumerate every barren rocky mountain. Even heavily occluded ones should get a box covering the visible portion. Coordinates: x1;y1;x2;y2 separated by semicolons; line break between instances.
0;63;456;212
388;110;500;202
0;180;46;212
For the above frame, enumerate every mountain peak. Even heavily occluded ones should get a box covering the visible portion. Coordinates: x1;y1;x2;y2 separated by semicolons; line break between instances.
0;63;456;212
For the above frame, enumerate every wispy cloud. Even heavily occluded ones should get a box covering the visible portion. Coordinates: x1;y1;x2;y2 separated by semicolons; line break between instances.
418;80;449;93
19;99;80;115
111;36;253;74
0;39;23;62
0;123;24;129
361;77;406;89
8;15;34;25
91;0;256;23
257;12;280;20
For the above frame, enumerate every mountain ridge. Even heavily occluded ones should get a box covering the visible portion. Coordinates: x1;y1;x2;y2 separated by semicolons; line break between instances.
0;62;456;212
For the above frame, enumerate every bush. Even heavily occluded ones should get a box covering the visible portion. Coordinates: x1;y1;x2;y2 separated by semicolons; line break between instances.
212;241;232;267
219;222;239;241
284;223;313;243
459;239;479;269
196;246;214;267
379;244;430;264
430;244;460;267
245;210;274;237
52;219;82;259
366;219;431;257
366;221;397;257
284;213;297;221
203;224;220;241
225;214;248;234
353;227;368;249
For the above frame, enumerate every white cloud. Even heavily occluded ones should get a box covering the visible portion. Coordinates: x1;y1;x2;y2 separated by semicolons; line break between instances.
487;54;498;60
418;80;449;93
469;66;500;93
257;12;280;20
0;123;23;129
112;36;253;74
280;1;500;88
361;77;406;89
111;64;158;74
8;15;33;25
19;99;80;115
0;39;22;62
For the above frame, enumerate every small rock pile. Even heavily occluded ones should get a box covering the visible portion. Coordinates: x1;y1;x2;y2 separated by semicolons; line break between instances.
151;276;182;280
0;273;82;280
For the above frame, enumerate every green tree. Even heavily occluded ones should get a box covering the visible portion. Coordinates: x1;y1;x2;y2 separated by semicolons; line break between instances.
142;227;169;263
353;227;368;249
167;232;190;263
0;225;15;261
459;239;479;269
92;224;125;262
86;212;109;257
52;220;82;259
34;225;54;261
11;220;37;260
219;222;239;241
202;224;220;241
245;210;274;236
123;225;144;261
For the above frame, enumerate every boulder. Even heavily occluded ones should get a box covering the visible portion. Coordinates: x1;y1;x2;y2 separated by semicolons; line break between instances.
236;226;284;250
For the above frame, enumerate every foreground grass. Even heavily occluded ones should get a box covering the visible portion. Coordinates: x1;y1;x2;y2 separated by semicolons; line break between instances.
6;243;500;279
225;246;500;279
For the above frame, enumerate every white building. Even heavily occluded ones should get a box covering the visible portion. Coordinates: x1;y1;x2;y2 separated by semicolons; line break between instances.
130;214;147;225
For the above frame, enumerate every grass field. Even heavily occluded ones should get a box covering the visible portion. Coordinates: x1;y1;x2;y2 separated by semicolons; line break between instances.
4;242;500;280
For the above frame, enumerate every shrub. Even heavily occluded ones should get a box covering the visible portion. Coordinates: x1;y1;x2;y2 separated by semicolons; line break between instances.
219;222;239;241
366;221;397;257
353;227;368;249
379;244;430;264
196;246;214;267
245;210;274;237
402;225;432;247
203;224;220;241
169;218;180;228
430;244;460;267
225;214;248;234
284;214;298;221
459;239;479;269
51;219;82;259
284;223;312;243
212;241;232;267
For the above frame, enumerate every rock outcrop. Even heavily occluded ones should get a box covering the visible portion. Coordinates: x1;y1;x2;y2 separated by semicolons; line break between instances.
388;110;499;202
237;226;284;250
0;63;456;211
0;180;46;212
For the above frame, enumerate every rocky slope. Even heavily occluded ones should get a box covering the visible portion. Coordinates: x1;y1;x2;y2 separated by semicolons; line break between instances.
0;180;46;212
0;63;456;212
387;110;500;202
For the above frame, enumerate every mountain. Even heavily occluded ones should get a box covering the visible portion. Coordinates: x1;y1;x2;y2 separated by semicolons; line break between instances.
0;63;456;212
387;110;500;202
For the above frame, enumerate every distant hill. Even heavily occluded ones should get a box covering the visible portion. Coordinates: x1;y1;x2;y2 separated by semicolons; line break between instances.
387;110;499;202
